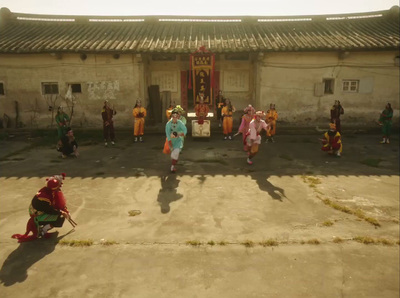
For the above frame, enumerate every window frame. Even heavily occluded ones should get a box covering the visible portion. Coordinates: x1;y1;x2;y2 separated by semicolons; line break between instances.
323;78;335;95
41;82;59;95
342;79;359;93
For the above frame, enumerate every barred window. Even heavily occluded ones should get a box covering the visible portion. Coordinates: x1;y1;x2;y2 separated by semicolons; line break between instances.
42;82;59;95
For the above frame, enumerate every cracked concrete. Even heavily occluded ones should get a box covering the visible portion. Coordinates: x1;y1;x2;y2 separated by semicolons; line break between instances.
0;131;398;297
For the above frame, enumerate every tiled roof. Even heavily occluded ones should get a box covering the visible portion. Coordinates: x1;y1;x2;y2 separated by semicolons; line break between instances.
0;6;399;54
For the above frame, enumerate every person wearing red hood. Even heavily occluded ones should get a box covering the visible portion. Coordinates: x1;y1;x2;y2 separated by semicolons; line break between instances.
12;173;73;242
321;122;342;157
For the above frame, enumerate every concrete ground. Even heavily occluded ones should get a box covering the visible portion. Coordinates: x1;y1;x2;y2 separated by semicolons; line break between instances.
0;128;399;298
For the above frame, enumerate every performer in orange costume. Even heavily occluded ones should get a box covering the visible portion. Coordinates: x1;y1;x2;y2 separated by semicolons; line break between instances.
194;92;209;125
265;103;278;143
132;99;147;142
221;98;236;140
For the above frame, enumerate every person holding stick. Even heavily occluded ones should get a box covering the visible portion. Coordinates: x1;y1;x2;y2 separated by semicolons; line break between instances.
11;173;77;242
102;100;117;147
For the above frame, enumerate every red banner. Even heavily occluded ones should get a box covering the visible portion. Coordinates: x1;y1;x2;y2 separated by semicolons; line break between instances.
188;46;215;106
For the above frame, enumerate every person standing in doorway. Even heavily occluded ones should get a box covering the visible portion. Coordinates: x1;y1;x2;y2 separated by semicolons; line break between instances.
132;99;147;143
101;100;117;147
330;100;344;134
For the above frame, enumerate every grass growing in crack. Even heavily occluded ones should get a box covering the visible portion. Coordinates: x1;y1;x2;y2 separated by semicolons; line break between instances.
322;220;334;227
186;240;202;246
241;240;255;248
353;236;395;246
207;240;215;246
333;237;344;243
100;240;118;246
218;241;227;246
259;239;279;247
307;239;320;245
320;197;381;227
360;158;383;168
59;239;94;247
301;176;321;188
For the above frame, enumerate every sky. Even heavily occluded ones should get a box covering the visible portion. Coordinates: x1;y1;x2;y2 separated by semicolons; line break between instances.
0;0;398;16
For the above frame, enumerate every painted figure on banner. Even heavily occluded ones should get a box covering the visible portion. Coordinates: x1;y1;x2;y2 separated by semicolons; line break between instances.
132;99;147;143
221;98;236;140
165;109;187;173
330;100;344;133
195;92;210;125
11;173;76;242
377;103;393;144
320;122;342;157
215;90;225;128
101;100;117;147
245;111;270;165
265;103;278;143
236;104;255;150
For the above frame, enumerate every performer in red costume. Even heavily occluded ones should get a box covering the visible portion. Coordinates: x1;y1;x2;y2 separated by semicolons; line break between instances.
11;173;75;242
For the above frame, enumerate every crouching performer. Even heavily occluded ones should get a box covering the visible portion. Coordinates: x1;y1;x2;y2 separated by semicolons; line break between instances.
321;122;342;157
245;111;270;165
11;173;76;242
165;109;187;173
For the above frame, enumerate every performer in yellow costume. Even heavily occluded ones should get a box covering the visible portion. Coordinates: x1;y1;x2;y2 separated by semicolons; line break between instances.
132;99;147;142
265;103;278;143
221;98;236;140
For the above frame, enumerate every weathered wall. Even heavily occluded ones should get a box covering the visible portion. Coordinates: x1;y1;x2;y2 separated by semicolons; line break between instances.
0;51;398;129
0;53;143;128
258;51;399;125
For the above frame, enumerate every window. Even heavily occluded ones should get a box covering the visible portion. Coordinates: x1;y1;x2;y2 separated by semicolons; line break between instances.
42;82;59;95
0;82;4;95
342;80;359;92
323;78;334;94
70;83;82;93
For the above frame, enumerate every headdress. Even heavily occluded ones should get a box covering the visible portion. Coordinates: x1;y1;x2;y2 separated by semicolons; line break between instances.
255;111;265;117
175;105;185;114
244;104;255;114
46;173;66;190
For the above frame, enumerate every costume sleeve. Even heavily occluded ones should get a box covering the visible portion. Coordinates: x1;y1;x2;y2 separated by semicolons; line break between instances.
132;108;138;118
238;117;246;133
221;107;227;116
31;195;61;215
102;109;108;121
194;105;199;116
165;121;172;141
249;122;257;140
179;120;187;136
